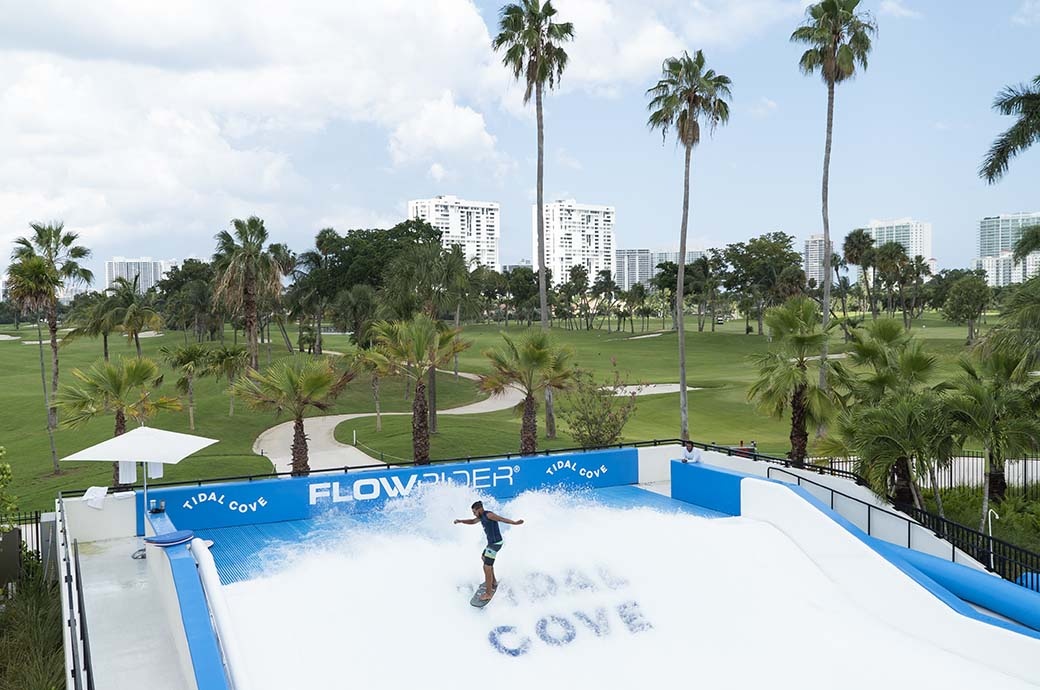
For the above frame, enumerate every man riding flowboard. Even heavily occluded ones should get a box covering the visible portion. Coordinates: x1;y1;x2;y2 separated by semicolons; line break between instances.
454;501;524;601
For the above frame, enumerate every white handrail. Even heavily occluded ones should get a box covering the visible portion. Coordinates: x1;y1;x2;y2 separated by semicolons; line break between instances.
190;538;251;690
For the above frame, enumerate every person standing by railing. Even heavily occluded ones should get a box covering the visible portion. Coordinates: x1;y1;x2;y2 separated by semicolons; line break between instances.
681;440;701;463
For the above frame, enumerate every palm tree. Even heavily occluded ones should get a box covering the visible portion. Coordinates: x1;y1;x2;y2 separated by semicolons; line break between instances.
820;390;955;512
981;276;1040;375
232;358;354;475
493;0;574;332
980;74;1040;183
354;347;394;433
268;242;297;354
107;276;163;357
843;227;875;317
65;292;119;360
946;354;1040;527
1011;224;1040;263
747;297;845;466
5;256;63;472
371;315;469;464
846;318;936;404
56;357;182;486
479;332;575;455
213;216;284;370
11;222;94;443
161;344;210;431
792;0;876;383
207;345;249;416
646;49;732;441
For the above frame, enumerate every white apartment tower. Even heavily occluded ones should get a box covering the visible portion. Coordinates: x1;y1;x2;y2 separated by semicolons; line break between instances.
408;195;500;272
803;235;828;289
651;249;705;268
535;199;615;286
973;212;1040;287
104;257;178;292
615;249;653;291
860;218;934;260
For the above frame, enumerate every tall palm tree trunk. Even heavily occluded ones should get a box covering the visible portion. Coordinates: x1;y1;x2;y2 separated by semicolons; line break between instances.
314;307;323;355
536;83;557;439
134;332;142;358
277;317;295;354
535;82;548;332
103;333;110;361
290;415;309;476
244;272;259;370
372;375;382;432
454;303;461;381
36;318;59;473
413;380;430;464
187;377;195;431
229;393;235;417
47;309;59;435
818;79;835;391
676;143;692;441
112;409;127;486
520;393;537;455
428;367;437;434
789;383;808;467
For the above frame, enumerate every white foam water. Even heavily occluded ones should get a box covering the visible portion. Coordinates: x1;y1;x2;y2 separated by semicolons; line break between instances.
223;483;1032;690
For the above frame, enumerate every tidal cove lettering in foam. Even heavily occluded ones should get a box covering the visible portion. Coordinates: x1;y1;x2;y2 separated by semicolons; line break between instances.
481;567;653;657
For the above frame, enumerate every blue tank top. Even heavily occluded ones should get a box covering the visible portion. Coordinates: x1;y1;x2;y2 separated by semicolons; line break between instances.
480;512;502;544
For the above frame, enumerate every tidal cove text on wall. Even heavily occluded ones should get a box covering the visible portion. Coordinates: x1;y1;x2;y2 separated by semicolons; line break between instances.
151;448;639;530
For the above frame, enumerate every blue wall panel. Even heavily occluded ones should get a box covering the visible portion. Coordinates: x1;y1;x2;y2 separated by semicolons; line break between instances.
149;448;638;531
669;460;744;516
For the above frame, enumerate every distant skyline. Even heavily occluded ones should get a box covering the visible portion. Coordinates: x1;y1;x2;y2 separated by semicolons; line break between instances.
1;1;1038;283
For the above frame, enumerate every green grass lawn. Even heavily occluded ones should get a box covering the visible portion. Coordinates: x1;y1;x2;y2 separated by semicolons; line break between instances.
0;327;484;510
0;311;984;510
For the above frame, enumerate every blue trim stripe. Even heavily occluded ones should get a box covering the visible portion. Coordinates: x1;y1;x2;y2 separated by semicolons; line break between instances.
146;512;231;689
782;482;1040;641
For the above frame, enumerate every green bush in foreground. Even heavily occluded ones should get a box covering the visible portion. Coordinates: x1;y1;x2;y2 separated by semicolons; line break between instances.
0;556;65;690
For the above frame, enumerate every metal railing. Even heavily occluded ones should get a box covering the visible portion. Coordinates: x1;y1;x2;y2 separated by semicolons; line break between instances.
0;509;42;555
899;503;1040;592
825;451;1040;499
767;466;1040;593
768;466;940;551
57;499;94;690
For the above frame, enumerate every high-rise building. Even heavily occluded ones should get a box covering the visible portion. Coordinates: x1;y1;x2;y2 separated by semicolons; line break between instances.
615;249;653;291
408;195;500;272
859;218;933;260
650;249;705;269
501;259;532;274
534;199;615;286
974;212;1040;287
105;257;178;292
803;234;828;288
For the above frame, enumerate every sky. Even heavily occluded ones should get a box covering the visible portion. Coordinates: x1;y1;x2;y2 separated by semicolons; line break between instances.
0;0;1038;282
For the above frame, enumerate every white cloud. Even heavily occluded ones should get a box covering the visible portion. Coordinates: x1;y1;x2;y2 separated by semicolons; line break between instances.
1013;0;1040;25
751;97;779;117
556;149;583;170
542;0;807;92
933;121;951;131
0;0;507;258
389;92;497;165
428;163;448;182
880;0;922;18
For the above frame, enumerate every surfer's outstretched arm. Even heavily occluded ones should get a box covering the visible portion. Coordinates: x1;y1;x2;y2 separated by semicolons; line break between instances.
486;512;524;525
454;517;480;525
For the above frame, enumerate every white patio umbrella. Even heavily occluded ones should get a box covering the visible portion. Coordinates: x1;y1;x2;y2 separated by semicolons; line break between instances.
61;427;219;541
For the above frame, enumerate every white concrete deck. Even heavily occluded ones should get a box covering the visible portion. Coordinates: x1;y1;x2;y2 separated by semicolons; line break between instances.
78;537;191;690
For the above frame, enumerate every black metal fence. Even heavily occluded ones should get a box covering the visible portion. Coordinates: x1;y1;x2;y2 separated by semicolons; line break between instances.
900;503;1040;592
823;451;1040;500
0;510;42;555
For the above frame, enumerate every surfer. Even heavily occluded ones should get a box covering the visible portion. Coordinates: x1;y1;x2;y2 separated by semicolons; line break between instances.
454;501;524;601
